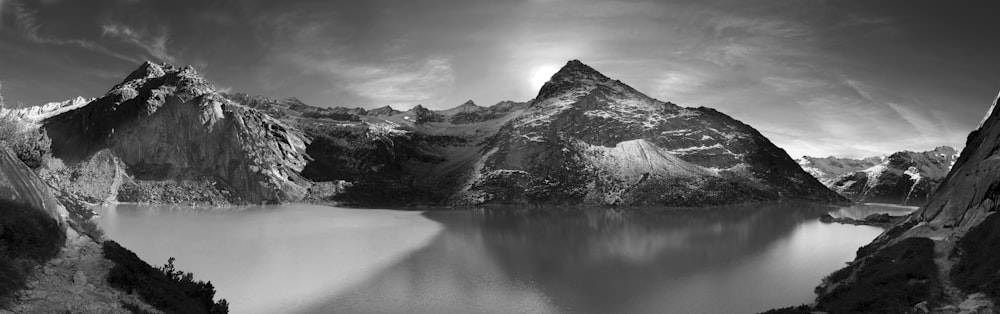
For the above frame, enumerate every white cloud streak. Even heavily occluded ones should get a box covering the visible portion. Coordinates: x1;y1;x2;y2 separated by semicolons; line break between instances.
11;2;139;63
102;22;175;63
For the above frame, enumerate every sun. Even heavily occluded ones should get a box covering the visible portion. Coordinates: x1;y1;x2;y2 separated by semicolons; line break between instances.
529;65;561;92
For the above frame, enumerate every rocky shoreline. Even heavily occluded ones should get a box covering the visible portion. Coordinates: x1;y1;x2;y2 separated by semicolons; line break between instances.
818;212;906;227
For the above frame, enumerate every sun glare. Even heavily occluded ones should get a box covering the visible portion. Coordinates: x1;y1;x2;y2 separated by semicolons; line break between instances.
529;65;561;92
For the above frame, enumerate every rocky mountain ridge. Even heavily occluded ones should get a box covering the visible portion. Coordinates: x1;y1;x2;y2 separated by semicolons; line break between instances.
21;60;842;207
42;62;312;204
797;155;885;185
798;146;958;205
0;96;93;124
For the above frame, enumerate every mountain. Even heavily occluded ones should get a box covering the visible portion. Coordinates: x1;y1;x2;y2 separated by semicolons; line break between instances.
0;96;92;123
28;60;842;207
449;60;844;206
810;93;1000;313
42;62;312;204
796;155;884;185
798;146;958;206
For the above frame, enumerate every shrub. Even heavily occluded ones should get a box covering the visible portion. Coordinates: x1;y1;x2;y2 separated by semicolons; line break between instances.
0;112;52;169
758;304;812;314
103;241;229;314
815;237;937;313
0;199;65;304
952;213;1000;303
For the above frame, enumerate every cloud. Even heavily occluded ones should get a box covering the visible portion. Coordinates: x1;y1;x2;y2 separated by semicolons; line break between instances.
102;22;175;63
761;76;825;93
656;71;705;97
712;17;807;39
0;0;6;28
11;2;138;62
843;79;875;102
339;58;456;104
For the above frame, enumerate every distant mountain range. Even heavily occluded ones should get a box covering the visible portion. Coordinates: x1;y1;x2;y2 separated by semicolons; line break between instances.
797;146;958;205
15;59;844;206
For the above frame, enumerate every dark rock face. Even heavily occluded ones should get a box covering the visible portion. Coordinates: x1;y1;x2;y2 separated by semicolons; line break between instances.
452;60;844;206
43;62;312;204
813;93;1000;312
821;147;958;206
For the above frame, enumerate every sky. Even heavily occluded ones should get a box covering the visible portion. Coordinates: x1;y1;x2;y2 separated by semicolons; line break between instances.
1;0;999;158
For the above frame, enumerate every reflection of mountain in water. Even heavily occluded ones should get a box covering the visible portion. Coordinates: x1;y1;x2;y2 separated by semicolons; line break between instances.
305;202;878;314
470;202;837;313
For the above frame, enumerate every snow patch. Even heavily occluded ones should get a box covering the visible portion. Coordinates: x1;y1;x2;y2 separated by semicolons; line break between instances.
580;139;716;179
903;166;923;204
864;164;887;190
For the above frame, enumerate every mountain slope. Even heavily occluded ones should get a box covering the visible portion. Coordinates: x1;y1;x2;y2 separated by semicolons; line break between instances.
42;62;312;204
452;60;844;206
799;146;958;205
812;93;1000;313
30;60;841;207
796;155;884;185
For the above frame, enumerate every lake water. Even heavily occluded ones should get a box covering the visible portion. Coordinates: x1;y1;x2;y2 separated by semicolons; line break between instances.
94;202;911;314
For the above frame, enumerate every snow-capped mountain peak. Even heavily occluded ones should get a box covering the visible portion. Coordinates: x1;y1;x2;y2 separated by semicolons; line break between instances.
1;96;93;123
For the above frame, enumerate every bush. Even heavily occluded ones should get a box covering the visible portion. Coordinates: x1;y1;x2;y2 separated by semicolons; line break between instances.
815;237;937;313
0;112;52;169
758;304;812;314
103;241;229;314
952;213;1000;302
0;199;65;304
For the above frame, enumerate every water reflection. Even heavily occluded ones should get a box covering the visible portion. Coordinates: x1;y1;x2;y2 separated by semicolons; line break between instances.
306;202;902;314
95;204;443;314
828;203;917;219
95;202;912;314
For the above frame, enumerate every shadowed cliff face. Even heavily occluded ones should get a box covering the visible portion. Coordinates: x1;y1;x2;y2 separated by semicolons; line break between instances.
43;62;312;204
917;96;1000;228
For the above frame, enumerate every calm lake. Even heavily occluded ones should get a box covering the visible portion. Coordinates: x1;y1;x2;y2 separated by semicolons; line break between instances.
93;202;909;314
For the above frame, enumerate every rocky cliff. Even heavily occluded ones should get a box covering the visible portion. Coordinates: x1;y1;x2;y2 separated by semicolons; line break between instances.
799;146;958;206
0;146;66;224
810;93;1000;313
43;62;312;204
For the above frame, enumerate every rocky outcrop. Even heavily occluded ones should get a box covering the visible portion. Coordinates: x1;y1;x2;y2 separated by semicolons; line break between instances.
810;93;1000;313
43;62;312;204
451;60;845;206
0;146;66;224
814;146;958;205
